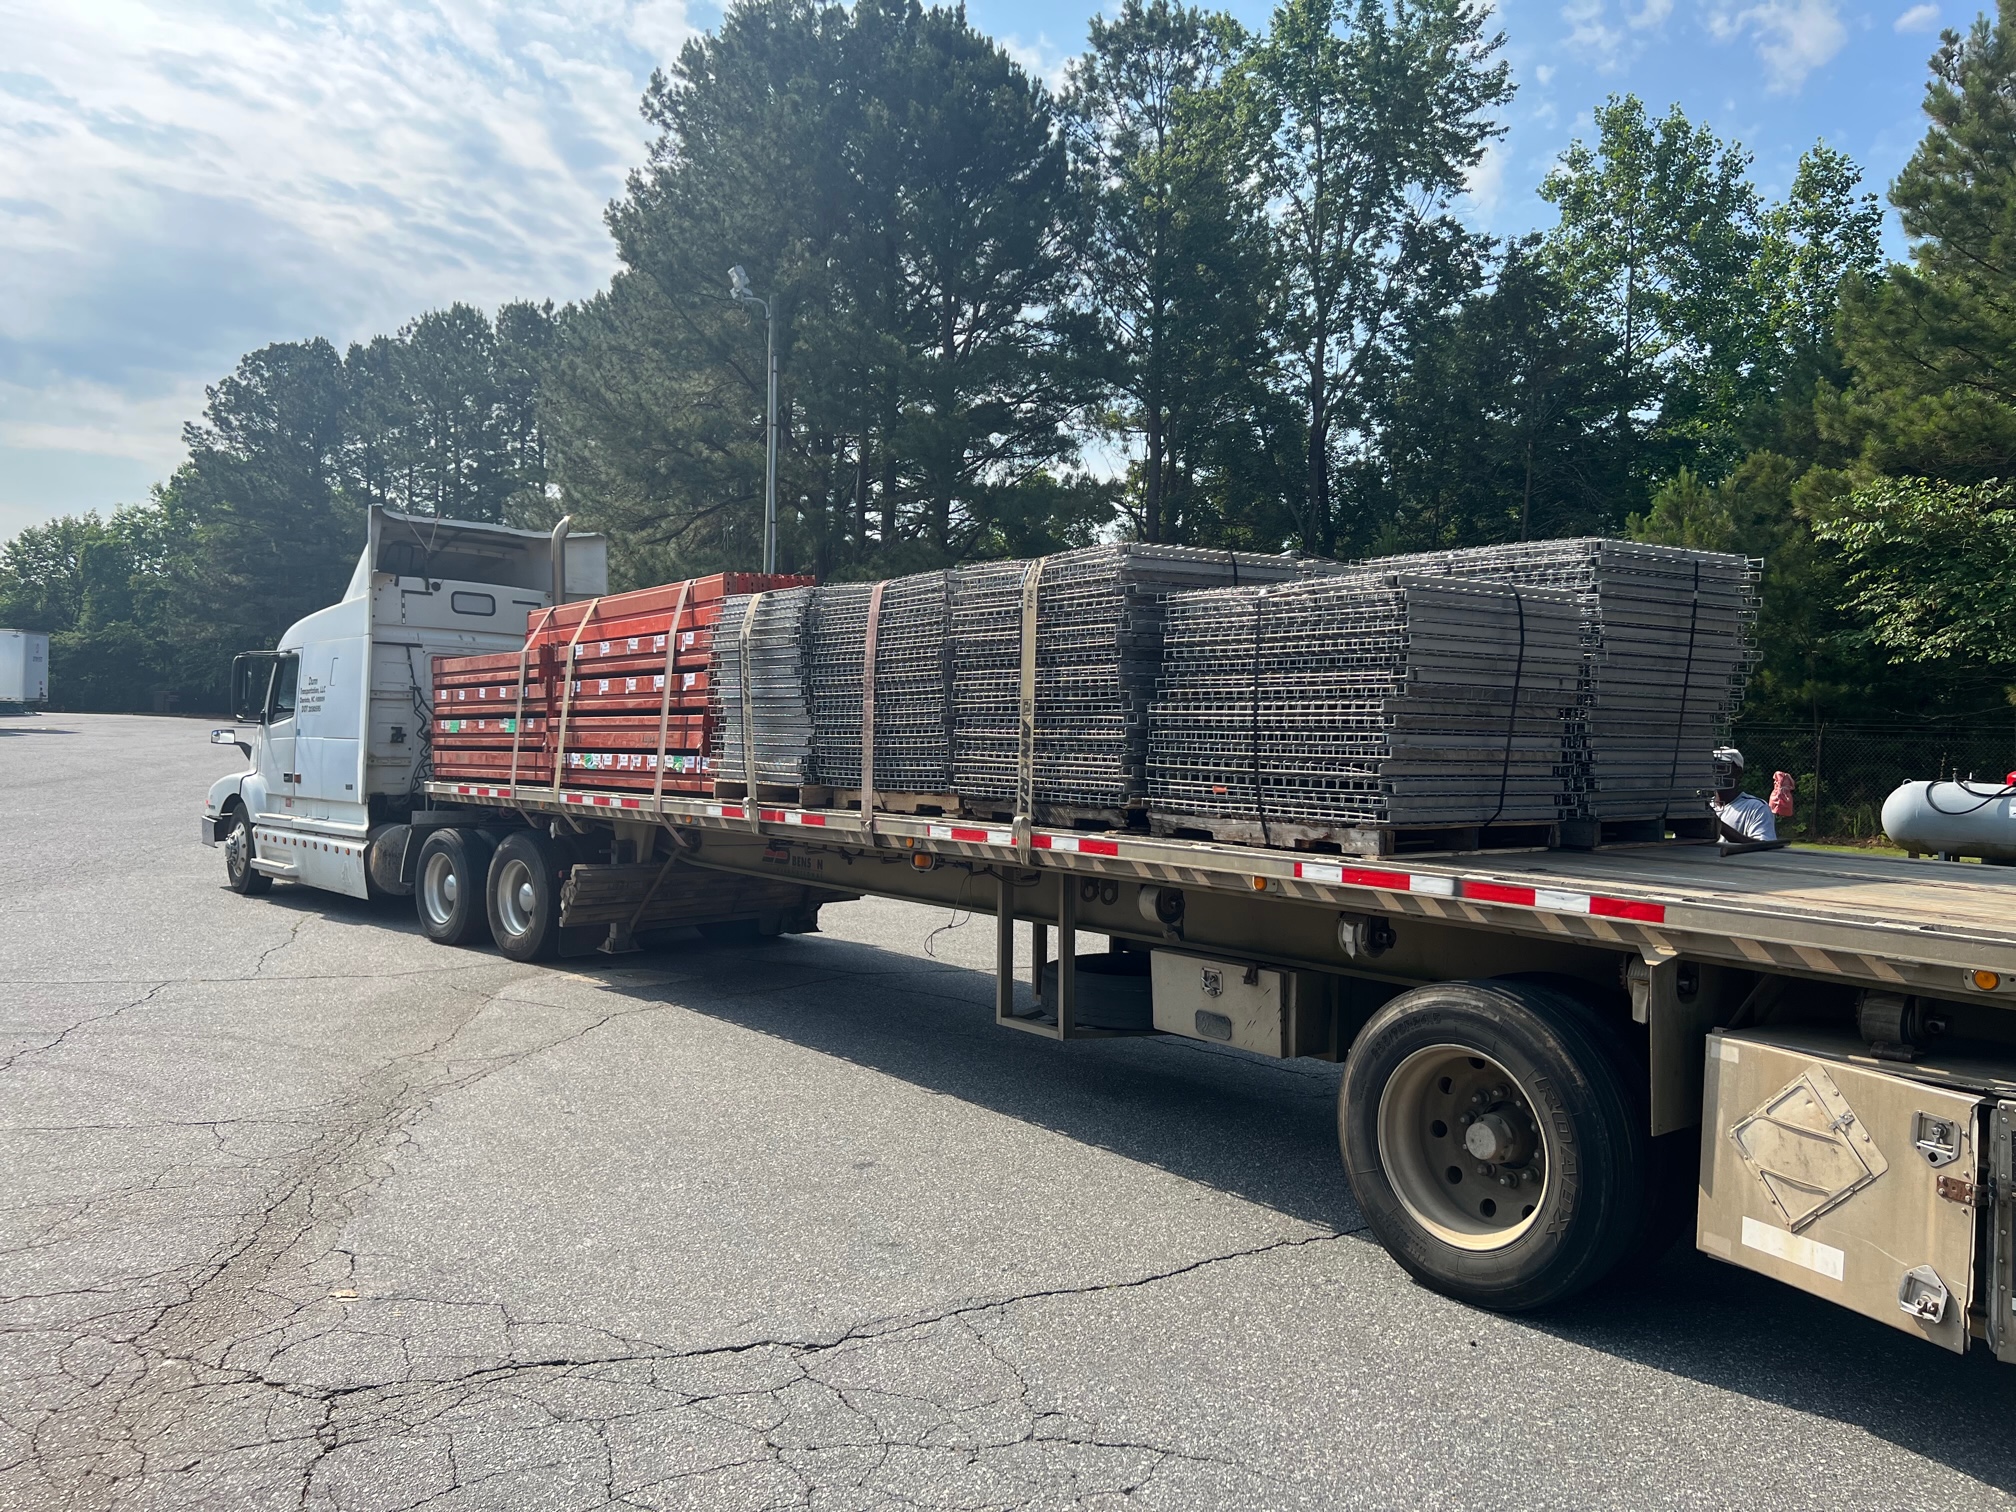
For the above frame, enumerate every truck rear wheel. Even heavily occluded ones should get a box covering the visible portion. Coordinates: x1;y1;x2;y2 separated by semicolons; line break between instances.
414;828;495;947
485;830;569;962
221;806;272;896
1339;979;1649;1313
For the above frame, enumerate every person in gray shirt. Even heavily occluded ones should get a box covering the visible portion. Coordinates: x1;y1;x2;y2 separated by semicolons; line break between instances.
1709;746;1777;842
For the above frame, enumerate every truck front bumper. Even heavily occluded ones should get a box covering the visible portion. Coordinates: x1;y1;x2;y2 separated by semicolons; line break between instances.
200;814;221;846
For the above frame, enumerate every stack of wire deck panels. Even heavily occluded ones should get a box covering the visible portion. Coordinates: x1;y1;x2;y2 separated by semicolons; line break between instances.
1148;572;1584;837
712;586;818;789
805;572;955;794
1339;540;1757;822
950;545;1302;817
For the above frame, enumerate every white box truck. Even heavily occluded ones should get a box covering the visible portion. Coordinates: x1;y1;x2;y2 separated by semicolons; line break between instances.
0;630;49;707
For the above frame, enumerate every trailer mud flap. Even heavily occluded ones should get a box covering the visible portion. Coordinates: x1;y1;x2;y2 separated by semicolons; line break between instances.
1990;1100;2016;1363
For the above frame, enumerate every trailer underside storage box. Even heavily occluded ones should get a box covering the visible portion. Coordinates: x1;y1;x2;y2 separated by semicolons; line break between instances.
1698;1028;2016;1354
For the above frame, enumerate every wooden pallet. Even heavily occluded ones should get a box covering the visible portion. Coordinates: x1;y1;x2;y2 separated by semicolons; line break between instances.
835;789;961;816
956;800;1139;831
1147;811;1559;858
712;780;836;808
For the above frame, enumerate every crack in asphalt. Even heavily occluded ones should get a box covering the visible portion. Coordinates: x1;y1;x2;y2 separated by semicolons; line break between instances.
0;981;170;1075
0;943;1352;1511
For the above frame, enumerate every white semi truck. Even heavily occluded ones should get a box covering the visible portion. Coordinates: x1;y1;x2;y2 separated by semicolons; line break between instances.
204;507;2016;1356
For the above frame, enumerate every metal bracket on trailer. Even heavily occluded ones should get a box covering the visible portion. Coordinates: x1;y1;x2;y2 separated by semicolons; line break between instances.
988;870;1148;1043
1631;948;1719;1137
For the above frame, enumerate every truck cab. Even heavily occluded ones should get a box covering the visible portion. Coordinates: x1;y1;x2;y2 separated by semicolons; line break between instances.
203;506;606;897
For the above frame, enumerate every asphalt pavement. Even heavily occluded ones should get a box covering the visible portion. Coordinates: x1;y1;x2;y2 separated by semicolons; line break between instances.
3;712;2015;1511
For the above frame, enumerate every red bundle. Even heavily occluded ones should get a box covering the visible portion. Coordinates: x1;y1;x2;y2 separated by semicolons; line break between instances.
431;572;812;795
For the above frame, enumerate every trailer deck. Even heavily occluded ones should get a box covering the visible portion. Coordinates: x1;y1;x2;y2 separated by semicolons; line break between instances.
424;779;2016;1006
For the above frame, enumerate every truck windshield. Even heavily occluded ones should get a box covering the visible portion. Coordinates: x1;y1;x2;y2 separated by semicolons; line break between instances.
269;654;299;721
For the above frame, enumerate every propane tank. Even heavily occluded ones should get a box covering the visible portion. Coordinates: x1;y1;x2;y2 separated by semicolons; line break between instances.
1881;780;2016;860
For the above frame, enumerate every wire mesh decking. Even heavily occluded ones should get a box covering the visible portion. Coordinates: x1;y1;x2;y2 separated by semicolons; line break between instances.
1316;540;1758;821
806;571;955;792
948;545;1302;813
1149;572;1584;830
712;587;817;787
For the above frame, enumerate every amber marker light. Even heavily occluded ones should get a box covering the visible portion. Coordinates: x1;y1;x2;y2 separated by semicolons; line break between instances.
1973;969;2001;991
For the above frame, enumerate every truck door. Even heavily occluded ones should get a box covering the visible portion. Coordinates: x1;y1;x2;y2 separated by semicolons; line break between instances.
265;653;300;804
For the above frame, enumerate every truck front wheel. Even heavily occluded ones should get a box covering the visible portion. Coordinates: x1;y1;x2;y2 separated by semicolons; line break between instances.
485;830;568;962
221;806;272;896
414;828;496;947
1339;979;1649;1313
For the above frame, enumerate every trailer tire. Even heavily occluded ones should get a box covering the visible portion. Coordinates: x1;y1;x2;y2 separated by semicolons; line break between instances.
220;804;272;896
414;828;496;947
485;830;569;962
1339;979;1649;1313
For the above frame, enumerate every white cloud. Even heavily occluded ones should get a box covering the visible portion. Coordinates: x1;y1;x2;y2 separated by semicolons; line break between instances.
1464;137;1511;215
1628;0;1673;27
1534;63;1557;83
1709;0;1846;91
1894;2;1940;29
1561;0;1626;67
0;0;693;524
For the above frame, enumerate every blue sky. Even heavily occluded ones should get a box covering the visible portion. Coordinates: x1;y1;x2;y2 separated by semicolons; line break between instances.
0;0;1954;542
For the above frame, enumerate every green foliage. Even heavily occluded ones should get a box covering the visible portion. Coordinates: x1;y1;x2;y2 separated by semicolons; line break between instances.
1377;241;1627;548
1814;476;2016;664
543;0;1093;586
1063;0;1276;545
1831;0;2016;481
1246;0;1512;555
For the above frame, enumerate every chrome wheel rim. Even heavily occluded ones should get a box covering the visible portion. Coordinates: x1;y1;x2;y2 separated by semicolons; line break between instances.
224;819;250;879
421;851;460;928
1377;1043;1549;1251
495;857;537;939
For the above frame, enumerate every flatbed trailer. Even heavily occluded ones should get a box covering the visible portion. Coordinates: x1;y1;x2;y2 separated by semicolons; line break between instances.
413;773;2016;1358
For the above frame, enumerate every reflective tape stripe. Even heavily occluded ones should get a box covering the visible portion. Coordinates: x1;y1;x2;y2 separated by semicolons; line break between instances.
1033;834;1121;857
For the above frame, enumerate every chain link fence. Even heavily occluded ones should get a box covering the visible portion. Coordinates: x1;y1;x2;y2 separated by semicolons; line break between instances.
1729;721;2016;845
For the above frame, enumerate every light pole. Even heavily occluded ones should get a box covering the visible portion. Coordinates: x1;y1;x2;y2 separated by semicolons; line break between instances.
729;265;778;574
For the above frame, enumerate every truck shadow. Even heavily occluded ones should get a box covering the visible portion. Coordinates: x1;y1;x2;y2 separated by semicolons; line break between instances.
230;890;2016;1489
617;923;2016;1496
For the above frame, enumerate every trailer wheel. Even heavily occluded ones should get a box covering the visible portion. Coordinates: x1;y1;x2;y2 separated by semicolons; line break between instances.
1339;979;1648;1313
485;830;568;962
221;805;272;896
414;828;496;947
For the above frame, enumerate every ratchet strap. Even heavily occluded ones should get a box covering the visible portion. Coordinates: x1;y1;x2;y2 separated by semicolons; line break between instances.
859;579;886;841
737;592;765;831
1249;589;1271;847
1482;586;1527;830
507;606;559;803
1014;557;1044;859
551;596;604;801
1660;560;1703;817
650;579;694;813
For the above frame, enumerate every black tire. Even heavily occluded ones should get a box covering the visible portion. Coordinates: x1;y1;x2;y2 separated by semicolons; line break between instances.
485;829;570;962
1339;979;1650;1313
220;805;272;896
414;828;496;947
